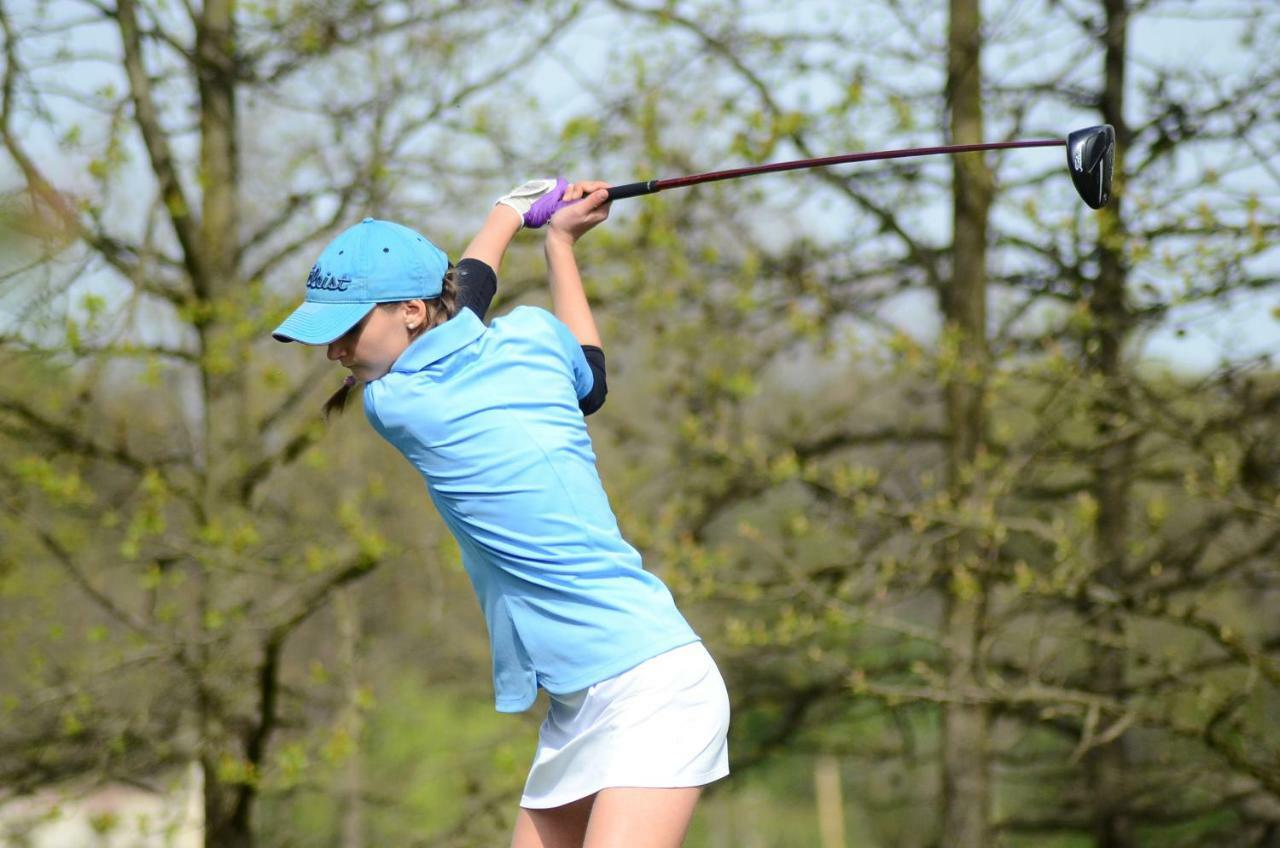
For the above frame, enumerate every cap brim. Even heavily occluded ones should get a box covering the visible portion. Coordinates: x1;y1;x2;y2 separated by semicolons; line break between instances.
272;300;376;344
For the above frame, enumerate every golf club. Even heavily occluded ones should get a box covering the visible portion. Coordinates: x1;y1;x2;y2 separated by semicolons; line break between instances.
605;124;1115;209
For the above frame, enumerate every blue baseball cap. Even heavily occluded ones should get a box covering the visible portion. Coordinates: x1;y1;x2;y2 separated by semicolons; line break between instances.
272;217;449;344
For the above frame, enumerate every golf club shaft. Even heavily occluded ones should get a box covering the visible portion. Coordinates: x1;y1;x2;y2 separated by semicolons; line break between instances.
606;137;1064;200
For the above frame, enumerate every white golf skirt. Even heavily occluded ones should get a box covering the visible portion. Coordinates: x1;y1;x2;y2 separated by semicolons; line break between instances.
520;640;731;809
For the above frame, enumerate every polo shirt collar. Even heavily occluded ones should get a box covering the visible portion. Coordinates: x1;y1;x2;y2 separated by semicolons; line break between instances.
389;307;486;373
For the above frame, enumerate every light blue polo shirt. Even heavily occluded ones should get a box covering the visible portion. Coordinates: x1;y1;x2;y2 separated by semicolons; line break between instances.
364;306;699;712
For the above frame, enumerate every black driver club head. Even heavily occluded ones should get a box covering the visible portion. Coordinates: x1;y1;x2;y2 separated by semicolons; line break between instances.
1066;124;1115;209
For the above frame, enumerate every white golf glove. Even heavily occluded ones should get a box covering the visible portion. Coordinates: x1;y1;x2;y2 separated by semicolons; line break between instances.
495;178;568;229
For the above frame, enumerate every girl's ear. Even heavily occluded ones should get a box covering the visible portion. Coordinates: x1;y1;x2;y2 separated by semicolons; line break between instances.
402;299;428;331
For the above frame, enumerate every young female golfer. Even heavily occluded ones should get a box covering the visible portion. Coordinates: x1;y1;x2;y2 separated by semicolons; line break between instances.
272;180;730;847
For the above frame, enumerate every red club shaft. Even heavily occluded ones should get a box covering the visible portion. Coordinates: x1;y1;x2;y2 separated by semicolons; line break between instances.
605;137;1064;200
657;138;1062;190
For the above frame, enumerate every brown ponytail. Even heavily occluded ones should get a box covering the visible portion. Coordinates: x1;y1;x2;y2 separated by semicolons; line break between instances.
321;268;461;419
415;266;460;339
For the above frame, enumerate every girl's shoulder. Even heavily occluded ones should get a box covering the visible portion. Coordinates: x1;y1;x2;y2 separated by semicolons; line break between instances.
493;304;556;328
488;306;581;362
489;305;571;340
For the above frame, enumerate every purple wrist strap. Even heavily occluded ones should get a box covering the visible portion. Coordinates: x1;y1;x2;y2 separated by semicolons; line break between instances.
523;177;573;229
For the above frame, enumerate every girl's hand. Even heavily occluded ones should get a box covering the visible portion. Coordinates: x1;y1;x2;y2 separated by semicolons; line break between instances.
548;181;611;245
496;177;566;229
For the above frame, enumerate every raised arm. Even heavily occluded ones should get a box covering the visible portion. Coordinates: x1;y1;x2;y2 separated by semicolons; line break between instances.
449;206;518;321
544;181;611;348
460;204;522;271
455;179;574;320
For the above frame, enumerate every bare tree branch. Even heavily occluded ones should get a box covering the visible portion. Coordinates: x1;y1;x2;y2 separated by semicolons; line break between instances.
113;0;206;294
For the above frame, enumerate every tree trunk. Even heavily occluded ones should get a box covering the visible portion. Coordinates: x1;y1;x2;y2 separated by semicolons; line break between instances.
338;589;367;848
196;0;248;491
192;1;253;846
1084;1;1136;846
815;754;846;848
940;0;994;845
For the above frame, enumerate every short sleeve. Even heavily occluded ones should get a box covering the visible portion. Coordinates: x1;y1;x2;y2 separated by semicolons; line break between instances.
553;319;594;401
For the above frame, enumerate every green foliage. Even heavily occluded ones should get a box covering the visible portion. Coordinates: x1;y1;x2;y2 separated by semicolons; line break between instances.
2;0;1278;845
257;678;527;846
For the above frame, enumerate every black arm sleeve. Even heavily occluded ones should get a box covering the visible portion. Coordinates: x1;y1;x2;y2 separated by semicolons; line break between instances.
454;257;497;321
579;345;608;416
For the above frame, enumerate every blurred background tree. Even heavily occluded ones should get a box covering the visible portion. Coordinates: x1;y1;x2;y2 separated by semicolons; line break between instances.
1;1;1277;846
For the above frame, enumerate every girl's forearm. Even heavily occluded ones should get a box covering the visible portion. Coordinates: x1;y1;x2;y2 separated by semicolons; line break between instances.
545;231;602;347
461;205;522;271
